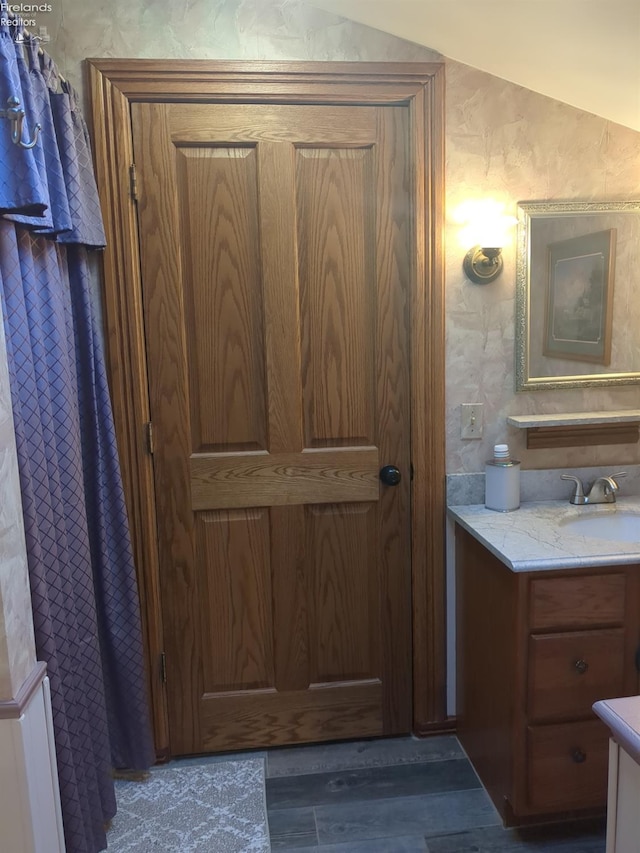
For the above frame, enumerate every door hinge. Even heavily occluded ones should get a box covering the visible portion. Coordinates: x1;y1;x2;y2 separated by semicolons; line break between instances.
160;652;167;684
145;421;154;455
129;163;138;202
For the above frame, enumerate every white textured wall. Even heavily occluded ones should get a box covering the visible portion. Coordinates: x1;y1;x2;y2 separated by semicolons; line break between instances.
41;0;640;474
46;0;438;76
445;61;640;473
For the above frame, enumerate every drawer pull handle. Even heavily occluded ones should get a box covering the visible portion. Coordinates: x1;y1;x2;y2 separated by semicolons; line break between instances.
574;659;589;675
571;748;587;764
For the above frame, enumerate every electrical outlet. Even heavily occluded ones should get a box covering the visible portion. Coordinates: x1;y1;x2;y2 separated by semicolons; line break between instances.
461;403;483;439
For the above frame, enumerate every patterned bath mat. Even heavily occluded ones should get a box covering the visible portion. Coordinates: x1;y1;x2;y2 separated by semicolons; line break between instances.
107;758;271;852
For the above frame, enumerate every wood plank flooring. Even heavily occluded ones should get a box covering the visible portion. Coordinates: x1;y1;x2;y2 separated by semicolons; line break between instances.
264;735;606;852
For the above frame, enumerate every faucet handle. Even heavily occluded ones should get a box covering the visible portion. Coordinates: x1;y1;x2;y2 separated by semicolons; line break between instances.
610;472;627;480
561;473;585;494
561;473;587;504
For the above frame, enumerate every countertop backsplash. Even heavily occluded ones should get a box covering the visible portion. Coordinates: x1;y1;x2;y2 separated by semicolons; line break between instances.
447;464;640;506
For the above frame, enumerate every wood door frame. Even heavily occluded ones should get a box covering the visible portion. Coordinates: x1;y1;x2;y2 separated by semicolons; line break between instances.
87;59;446;754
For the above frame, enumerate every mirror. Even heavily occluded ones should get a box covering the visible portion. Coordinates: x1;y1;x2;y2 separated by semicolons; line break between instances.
515;200;640;390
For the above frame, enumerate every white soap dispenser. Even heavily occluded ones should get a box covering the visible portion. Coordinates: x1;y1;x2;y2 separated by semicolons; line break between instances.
485;443;520;512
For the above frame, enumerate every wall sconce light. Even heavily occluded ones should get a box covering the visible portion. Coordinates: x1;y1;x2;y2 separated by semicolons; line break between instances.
463;246;504;284
455;200;517;285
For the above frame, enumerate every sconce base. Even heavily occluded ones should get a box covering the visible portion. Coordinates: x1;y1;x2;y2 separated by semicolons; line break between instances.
463;246;503;284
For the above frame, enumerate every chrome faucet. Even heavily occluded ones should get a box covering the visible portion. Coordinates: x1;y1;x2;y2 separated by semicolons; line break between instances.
561;472;627;505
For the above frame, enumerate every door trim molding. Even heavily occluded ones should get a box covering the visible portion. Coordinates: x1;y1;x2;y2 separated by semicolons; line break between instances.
87;60;446;753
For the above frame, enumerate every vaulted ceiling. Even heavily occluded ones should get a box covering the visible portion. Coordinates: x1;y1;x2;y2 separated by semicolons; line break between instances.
311;0;640;131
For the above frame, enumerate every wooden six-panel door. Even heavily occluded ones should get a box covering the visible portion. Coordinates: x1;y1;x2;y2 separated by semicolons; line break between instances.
131;101;413;754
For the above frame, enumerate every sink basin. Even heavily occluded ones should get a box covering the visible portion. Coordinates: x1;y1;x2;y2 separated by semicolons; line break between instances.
561;512;640;543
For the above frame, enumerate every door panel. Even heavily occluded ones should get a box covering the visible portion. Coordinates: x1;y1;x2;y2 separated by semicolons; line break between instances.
166;103;378;145
307;503;379;683
198;509;274;693
297;147;375;448
132;100;413;754
190;448;379;510
199;681;384;752
177;146;266;453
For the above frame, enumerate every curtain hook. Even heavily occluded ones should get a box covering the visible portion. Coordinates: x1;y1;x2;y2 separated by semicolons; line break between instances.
1;96;42;149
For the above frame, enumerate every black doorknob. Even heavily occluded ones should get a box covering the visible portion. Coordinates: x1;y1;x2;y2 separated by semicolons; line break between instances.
379;465;402;486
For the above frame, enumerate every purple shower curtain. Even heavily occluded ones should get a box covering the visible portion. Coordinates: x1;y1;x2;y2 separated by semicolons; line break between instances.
0;22;154;853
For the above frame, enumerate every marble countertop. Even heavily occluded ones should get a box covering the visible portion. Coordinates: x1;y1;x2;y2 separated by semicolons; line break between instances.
594;696;640;767
448;497;640;572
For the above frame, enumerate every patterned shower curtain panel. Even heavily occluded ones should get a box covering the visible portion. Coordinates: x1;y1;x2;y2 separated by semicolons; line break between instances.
0;20;154;853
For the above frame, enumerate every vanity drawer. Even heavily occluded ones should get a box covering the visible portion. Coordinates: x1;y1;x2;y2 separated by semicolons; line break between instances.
527;720;609;811
528;628;626;721
529;573;626;630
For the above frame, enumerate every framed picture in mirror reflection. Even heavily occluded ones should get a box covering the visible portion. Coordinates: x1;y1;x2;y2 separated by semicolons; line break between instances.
543;228;616;365
515;199;640;390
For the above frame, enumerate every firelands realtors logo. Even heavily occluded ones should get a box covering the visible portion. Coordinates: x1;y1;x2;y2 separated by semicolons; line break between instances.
2;3;52;42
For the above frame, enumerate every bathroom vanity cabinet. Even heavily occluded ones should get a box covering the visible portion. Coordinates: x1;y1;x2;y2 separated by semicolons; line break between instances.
455;525;640;825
